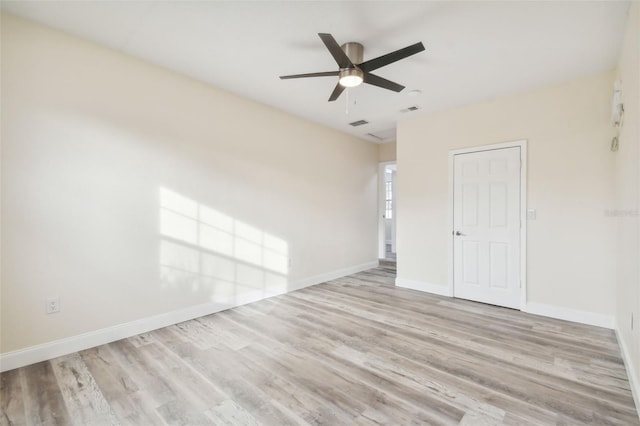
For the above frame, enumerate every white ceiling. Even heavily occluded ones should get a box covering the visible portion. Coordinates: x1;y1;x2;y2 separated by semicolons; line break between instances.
1;1;630;144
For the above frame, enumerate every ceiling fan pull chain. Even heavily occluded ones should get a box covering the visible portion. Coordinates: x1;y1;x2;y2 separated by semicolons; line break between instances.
346;88;349;115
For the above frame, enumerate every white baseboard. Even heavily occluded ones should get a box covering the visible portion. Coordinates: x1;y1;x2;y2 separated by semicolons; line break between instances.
292;260;379;290
0;300;237;373
393;279;615;330
615;327;640;421
524;302;615;329
0;260;378;372
395;278;451;297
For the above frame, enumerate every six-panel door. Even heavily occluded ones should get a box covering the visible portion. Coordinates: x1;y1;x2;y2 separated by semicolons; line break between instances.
453;147;521;309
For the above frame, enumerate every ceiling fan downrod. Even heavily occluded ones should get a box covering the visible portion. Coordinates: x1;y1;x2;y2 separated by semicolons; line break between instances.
341;42;363;64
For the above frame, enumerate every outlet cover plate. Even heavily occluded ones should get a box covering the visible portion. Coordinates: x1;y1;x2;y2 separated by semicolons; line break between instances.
46;297;60;314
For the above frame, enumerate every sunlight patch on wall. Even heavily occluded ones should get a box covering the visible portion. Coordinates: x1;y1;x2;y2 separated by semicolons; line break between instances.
158;188;289;303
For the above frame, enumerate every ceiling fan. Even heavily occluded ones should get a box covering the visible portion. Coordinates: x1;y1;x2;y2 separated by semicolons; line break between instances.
280;33;425;102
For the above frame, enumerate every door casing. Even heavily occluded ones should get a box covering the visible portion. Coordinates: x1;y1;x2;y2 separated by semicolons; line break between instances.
447;140;527;309
378;161;395;259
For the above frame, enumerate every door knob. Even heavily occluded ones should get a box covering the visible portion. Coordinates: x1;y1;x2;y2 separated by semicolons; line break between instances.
455;231;466;236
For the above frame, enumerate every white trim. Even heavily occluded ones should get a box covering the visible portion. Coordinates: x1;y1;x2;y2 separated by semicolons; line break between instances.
524;302;614;329
518;144;527;309
378;161;395;259
390;169;397;254
396;278;451;297
291;261;379;290
0;300;233;373
447;154;455;300
447;139;528;310
615;328;640;422
0;260;378;372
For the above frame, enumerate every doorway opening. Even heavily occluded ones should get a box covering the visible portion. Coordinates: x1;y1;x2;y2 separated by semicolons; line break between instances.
378;162;396;262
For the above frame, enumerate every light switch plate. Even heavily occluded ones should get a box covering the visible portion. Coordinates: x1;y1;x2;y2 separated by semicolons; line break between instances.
527;208;537;220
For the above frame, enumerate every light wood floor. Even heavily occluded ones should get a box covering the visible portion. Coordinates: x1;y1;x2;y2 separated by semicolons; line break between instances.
2;264;638;425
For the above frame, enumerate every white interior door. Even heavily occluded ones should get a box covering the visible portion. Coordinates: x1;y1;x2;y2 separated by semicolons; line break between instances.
453;147;521;309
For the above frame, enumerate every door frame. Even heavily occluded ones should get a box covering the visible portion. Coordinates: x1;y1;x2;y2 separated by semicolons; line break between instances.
378;161;396;259
391;168;397;254
447;140;527;309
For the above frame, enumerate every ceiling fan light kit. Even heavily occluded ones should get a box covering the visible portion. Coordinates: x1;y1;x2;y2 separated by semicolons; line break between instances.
339;68;364;87
280;33;425;102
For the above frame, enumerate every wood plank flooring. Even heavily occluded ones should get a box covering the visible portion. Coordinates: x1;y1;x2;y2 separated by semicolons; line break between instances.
2;265;638;425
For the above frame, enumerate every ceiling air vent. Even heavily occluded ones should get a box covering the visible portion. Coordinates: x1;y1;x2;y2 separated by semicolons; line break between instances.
349;119;369;127
400;105;420;113
367;128;396;142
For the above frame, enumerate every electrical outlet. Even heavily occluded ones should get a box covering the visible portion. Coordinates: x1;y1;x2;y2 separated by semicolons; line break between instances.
46;297;60;314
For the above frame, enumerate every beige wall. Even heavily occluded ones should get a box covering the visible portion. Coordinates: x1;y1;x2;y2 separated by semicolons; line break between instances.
397;71;616;316
614;2;640;402
378;142;397;162
0;14;378;353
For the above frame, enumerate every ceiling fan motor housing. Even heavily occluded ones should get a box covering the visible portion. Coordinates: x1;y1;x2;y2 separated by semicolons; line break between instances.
341;42;364;65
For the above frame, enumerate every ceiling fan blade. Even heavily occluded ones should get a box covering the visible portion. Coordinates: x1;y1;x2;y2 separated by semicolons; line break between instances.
328;82;346;102
280;71;339;79
359;42;425;73
363;73;405;92
318;33;353;69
